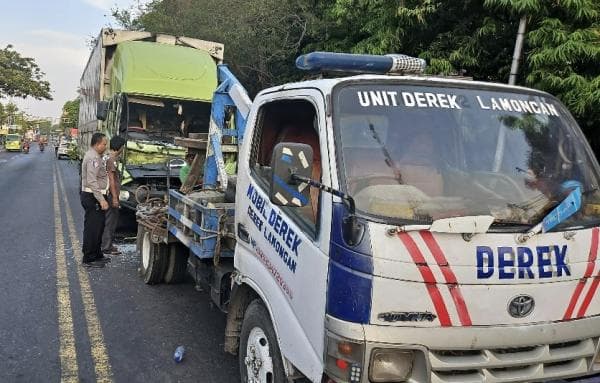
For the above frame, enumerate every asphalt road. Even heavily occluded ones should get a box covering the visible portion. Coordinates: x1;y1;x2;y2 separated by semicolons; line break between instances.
0;144;240;382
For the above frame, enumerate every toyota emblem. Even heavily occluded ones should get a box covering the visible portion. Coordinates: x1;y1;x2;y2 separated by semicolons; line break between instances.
508;295;535;318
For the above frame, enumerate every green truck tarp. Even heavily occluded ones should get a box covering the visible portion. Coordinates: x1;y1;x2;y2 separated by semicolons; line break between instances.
110;41;218;101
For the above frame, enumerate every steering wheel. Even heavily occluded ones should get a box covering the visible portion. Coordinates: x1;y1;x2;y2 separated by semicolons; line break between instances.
347;174;404;194
472;171;527;200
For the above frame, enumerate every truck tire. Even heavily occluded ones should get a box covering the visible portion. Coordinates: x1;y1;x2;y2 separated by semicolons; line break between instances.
164;243;188;284
139;227;167;284
239;300;286;383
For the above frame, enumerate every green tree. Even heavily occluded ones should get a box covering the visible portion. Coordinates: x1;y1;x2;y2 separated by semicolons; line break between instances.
309;0;600;152
0;45;52;100
35;118;53;135
110;0;150;30
60;98;80;131
307;1;516;78
484;0;600;149
0;101;20;126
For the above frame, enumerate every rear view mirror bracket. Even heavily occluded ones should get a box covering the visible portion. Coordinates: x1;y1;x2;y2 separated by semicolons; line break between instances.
269;142;363;246
291;173;363;246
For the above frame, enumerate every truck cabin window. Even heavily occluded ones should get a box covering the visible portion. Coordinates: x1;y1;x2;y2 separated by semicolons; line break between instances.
124;97;211;143
250;99;321;227
333;83;600;229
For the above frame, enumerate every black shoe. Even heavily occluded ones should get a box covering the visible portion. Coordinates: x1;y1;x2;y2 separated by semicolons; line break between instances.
82;260;106;268
97;256;111;263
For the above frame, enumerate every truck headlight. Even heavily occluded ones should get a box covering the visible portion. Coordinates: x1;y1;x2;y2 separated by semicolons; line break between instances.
369;349;414;382
325;333;365;383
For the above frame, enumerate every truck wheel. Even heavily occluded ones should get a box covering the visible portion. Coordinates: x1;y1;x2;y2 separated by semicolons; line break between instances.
164;243;188;284
139;227;167;284
239;300;286;383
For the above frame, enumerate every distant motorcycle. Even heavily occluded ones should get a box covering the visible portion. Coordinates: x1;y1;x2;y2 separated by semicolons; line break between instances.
39;143;45;152
23;144;30;154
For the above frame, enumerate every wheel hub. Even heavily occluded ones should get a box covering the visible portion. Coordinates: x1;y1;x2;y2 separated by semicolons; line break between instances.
142;232;150;269
245;327;273;383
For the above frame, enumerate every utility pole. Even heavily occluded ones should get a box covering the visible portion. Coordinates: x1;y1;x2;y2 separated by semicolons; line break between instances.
509;16;528;85
493;15;528;172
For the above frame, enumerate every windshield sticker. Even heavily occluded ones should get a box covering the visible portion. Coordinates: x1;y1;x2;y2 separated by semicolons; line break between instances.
476;96;559;116
357;91;461;109
246;184;301;274
355;90;560;116
476;245;570;279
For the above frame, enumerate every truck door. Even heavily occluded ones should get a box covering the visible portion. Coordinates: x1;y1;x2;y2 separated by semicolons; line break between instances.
236;91;332;380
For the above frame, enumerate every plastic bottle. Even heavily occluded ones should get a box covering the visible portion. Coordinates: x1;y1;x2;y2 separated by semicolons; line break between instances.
173;346;185;363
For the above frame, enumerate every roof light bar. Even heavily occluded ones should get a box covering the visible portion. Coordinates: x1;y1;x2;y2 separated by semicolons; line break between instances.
295;51;426;75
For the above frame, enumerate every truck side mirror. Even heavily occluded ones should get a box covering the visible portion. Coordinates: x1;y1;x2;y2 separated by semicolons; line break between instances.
269;142;313;207
96;101;109;121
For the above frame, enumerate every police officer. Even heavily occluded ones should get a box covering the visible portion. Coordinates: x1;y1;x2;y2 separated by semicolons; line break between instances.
81;132;110;268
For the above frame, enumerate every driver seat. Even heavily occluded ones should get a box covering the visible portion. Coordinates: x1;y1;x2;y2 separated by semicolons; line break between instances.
276;124;321;223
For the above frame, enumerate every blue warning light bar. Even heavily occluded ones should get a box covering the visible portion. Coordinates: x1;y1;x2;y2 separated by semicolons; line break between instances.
295;52;426;75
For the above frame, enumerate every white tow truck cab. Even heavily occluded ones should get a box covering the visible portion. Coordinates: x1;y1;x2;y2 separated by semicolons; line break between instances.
137;52;600;383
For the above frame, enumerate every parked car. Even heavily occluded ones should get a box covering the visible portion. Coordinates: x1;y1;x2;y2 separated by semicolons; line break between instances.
56;137;72;159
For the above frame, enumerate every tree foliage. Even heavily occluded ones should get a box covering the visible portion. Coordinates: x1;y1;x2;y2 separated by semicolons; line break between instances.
476;0;600;148
0;45;52;100
0;101;22;127
60;98;80;130
0;101;51;133
112;0;600;152
0;102;18;126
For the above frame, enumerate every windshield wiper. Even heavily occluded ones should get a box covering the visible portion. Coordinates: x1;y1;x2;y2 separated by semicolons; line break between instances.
368;123;403;184
518;185;582;242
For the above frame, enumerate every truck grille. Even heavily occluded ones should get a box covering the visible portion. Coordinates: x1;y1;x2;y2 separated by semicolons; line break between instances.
429;338;598;383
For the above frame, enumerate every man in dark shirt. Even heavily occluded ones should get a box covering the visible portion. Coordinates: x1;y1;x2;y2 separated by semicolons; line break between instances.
101;136;126;255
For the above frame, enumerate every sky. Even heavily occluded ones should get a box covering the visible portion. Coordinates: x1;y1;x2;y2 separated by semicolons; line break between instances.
0;0;149;121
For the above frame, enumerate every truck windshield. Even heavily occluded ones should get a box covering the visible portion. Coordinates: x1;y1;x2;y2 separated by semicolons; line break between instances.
333;83;600;227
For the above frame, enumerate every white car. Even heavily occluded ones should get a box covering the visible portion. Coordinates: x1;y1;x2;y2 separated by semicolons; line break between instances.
56;139;72;159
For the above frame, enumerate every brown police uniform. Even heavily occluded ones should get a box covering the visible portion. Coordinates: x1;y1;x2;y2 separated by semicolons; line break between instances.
101;153;121;253
80;148;108;263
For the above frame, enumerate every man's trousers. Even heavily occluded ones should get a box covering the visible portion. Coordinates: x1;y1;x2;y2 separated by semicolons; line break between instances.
80;192;105;263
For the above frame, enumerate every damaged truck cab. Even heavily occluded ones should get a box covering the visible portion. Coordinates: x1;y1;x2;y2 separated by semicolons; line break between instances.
79;29;223;209
139;52;600;383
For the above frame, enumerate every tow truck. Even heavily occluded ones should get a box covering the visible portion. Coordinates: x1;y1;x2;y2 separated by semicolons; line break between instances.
134;52;600;383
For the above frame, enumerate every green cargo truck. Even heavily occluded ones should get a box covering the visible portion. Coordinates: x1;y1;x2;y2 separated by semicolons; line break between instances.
78;28;223;209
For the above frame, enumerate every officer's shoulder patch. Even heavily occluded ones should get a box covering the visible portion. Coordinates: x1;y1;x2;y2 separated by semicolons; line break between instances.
92;159;99;168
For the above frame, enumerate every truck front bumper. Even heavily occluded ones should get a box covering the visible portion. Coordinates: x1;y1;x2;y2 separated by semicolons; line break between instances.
325;314;600;383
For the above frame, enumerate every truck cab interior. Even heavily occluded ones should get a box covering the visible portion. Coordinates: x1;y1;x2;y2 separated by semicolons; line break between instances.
119;96;212;142
250;99;322;227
